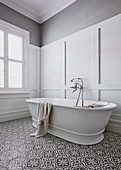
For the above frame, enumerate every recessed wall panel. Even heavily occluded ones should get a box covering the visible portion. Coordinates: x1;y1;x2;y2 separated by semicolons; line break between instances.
29;47;37;97
66;88;93;100
66;31;93;90
43;41;64;89
43;90;64;98
100;21;121;83
100;90;121;114
0;98;27;108
29;45;41;98
66;90;78;99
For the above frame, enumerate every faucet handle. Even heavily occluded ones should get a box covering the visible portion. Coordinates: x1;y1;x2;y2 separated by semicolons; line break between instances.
72;89;77;93
70;86;75;88
70;79;74;82
71;78;83;86
70;78;77;82
70;78;82;83
70;85;77;93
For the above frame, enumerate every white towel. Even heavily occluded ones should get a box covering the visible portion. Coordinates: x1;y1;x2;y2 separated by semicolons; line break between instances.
30;102;52;137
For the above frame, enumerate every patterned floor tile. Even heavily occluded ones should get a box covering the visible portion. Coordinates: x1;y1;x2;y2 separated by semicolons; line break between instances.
0;117;121;169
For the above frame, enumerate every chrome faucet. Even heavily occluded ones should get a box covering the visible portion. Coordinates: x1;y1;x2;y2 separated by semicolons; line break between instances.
70;78;84;107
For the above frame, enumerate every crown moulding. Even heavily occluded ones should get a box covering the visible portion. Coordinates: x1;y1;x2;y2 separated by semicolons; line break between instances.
0;0;77;24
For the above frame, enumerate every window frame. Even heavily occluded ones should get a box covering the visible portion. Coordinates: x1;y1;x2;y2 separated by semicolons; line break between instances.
0;20;29;92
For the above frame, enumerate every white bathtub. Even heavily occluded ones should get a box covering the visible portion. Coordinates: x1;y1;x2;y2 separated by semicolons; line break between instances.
26;98;117;145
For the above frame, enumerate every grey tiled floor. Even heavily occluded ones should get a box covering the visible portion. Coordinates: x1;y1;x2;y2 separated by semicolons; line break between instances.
0;117;121;169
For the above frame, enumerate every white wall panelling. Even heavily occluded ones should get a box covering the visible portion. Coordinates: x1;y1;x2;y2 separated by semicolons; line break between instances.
41;30;96;100
99;90;121;115
43;90;64;98
0;93;30;122
97;18;121;132
29;44;41;98
100;21;121;84
66;30;94;100
41;14;121;133
41;40;65;98
0;44;41;122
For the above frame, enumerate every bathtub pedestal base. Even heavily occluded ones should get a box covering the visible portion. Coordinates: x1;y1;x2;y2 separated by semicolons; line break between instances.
48;125;104;145
32;118;38;128
32;119;104;145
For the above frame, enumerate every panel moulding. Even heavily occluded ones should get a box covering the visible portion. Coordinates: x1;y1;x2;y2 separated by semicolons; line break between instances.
0;109;30;122
106;118;121;133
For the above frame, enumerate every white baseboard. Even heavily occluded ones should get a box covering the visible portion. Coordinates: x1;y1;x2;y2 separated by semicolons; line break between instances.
106;119;121;133
0;109;31;122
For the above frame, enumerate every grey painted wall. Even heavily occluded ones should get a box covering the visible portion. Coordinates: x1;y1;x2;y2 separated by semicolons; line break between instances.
0;3;42;47
41;0;121;46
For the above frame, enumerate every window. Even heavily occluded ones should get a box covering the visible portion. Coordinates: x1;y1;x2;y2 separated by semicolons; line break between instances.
8;34;23;88
0;20;29;92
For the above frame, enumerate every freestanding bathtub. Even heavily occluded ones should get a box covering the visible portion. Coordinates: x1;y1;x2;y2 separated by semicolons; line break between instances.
26;98;117;145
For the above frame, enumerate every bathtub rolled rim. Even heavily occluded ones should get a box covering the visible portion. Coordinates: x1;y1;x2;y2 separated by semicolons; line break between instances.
26;98;117;111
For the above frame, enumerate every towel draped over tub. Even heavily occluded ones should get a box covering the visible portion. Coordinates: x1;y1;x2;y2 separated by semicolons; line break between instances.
30;102;52;137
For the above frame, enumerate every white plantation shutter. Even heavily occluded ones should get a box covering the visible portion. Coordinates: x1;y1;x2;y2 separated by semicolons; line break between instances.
8;34;22;61
0;30;4;88
0;59;4;88
0;30;4;58
0;20;28;91
8;34;23;89
0;20;29;92
8;61;22;88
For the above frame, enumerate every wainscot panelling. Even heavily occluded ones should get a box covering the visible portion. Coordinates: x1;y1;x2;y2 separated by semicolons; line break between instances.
41;14;121;133
99;90;121;115
0;93;30;122
96;17;121;132
99;90;121;133
100;20;121;84
66;30;94;100
0;44;41;122
43;90;64;98
41;40;65;98
29;44;41;98
66;88;93;101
